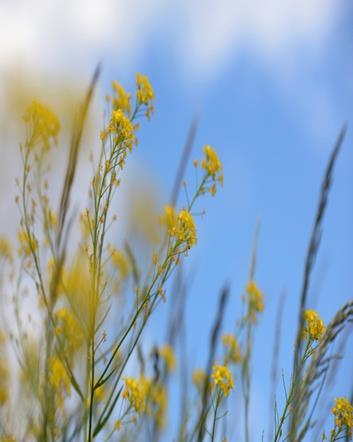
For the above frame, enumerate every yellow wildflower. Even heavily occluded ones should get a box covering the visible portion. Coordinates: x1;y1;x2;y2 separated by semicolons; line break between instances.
17;229;38;256
198;145;223;194
136;73;154;117
201;145;222;177
122;377;146;413
109;109;137;152
100;129;108;141
222;334;242;364
246;280;264;322
112;80;131;114
114;419;122;431
110;247;129;280
162;206;197;250
332;397;353;438
23;99;60;151
94;384;105;402
160;345;176;373
303;309;326;341
192;369;207;393
177;210;197;248
212;365;234;397
80;211;92;240
47;208;58;230
163;205;177;235
49;357;71;408
0;236;12;262
201;145;223;195
54;308;83;355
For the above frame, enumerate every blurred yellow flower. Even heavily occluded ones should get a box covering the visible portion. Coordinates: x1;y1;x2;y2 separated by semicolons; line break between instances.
0;236;12;262
112;80;131;114
192;369;207;393
222;334;242;364
17;229;38;257
122;377;146;413
114;419;122;431
201;145;222;178
54;307;84;355
136;73;154;118
49;357;71;408
332;397;353;437
0;359;9;406
23;99;60;151
246;280;264;322
212;365;234;397
160;344;176;373
110;247;129;280
148;382;168;429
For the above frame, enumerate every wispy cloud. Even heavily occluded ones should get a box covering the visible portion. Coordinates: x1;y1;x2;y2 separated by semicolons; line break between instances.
0;0;343;76
0;0;349;147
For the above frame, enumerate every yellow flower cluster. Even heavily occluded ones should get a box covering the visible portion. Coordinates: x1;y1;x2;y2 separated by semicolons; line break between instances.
122;377;147;413
177;211;197;247
0;236;12;262
211;365;234;397
60;256;96;335
147;382;168;429
122;376;168;427
136;73;154;118
44;204;58;231
49;357;71;408
246;280;264;322
17;229;38;257
23;99;60;151
163;206;197;251
222;334;242;364
160;344;176;373
99;108;138;170
201;145;222;177
112;110;137;149
201;145;223;195
192;369;207;393
332;397;353;437
54;308;83;356
303;309;326;341
110;247;129;281
100;74;153;178
94;384;105;402
112;80;131;115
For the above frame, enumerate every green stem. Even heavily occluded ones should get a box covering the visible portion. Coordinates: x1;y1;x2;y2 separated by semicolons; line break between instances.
211;393;221;441
274;339;311;442
88;338;95;441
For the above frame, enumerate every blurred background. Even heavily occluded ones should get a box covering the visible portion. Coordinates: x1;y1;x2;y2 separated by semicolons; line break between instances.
0;0;352;439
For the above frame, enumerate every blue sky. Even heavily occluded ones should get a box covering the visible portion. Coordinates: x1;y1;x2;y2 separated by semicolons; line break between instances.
0;0;352;439
121;5;353;439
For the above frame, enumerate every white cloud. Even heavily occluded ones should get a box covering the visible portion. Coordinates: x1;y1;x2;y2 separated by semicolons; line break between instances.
0;0;342;77
0;0;348;146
